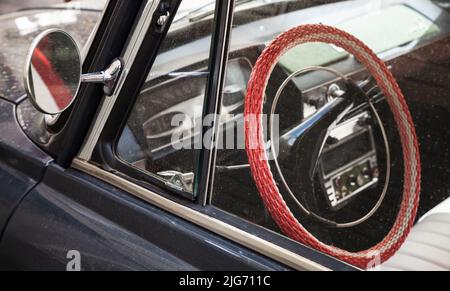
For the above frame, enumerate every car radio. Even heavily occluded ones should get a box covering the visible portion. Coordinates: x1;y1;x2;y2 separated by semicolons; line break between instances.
319;111;379;209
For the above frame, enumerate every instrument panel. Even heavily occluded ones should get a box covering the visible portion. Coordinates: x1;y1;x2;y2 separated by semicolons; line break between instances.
137;58;253;160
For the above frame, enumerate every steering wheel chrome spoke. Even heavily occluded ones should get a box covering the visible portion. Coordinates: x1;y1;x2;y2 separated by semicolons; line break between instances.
272;67;370;176
270;65;393;228
277;96;353;176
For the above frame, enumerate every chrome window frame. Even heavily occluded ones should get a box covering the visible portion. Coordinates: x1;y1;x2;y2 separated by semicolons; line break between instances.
78;0;160;160
72;159;329;271
72;0;346;271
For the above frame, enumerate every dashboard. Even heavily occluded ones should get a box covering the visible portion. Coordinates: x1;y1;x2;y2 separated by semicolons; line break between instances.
131;58;252;161
120;0;449;189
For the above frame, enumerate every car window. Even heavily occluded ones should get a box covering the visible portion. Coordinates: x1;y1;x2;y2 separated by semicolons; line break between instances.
116;0;217;194
210;0;450;266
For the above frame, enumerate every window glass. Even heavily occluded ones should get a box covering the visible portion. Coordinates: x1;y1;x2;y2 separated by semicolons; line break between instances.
116;0;217;194
211;0;450;266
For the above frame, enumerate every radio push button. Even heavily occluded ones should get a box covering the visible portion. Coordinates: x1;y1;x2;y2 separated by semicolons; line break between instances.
334;176;344;189
357;174;365;187
348;174;357;187
341;186;349;198
362;167;371;179
373;167;380;179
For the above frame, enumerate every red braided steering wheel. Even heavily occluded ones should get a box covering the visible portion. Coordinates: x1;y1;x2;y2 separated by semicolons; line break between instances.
244;24;421;269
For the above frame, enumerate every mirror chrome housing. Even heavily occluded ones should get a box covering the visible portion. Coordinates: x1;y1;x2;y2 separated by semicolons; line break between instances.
24;29;122;115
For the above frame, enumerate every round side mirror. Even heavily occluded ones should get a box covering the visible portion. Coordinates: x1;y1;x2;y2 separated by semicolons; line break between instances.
24;29;82;115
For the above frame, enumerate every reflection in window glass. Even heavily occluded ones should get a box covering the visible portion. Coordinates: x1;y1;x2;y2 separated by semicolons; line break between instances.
211;0;450;265
0;0;108;100
117;1;217;194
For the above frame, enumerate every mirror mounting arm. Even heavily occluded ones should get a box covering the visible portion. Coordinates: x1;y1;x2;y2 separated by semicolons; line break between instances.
80;58;123;96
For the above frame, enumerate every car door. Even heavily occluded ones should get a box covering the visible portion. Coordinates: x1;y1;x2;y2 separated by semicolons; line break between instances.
0;0;317;271
0;99;52;237
0;0;110;241
0;0;146;269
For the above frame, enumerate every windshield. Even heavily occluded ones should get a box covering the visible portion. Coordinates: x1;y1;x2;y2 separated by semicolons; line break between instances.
173;0;292;26
155;0;443;82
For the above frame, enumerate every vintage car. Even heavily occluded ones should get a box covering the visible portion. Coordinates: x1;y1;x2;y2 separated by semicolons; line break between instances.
0;0;449;271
